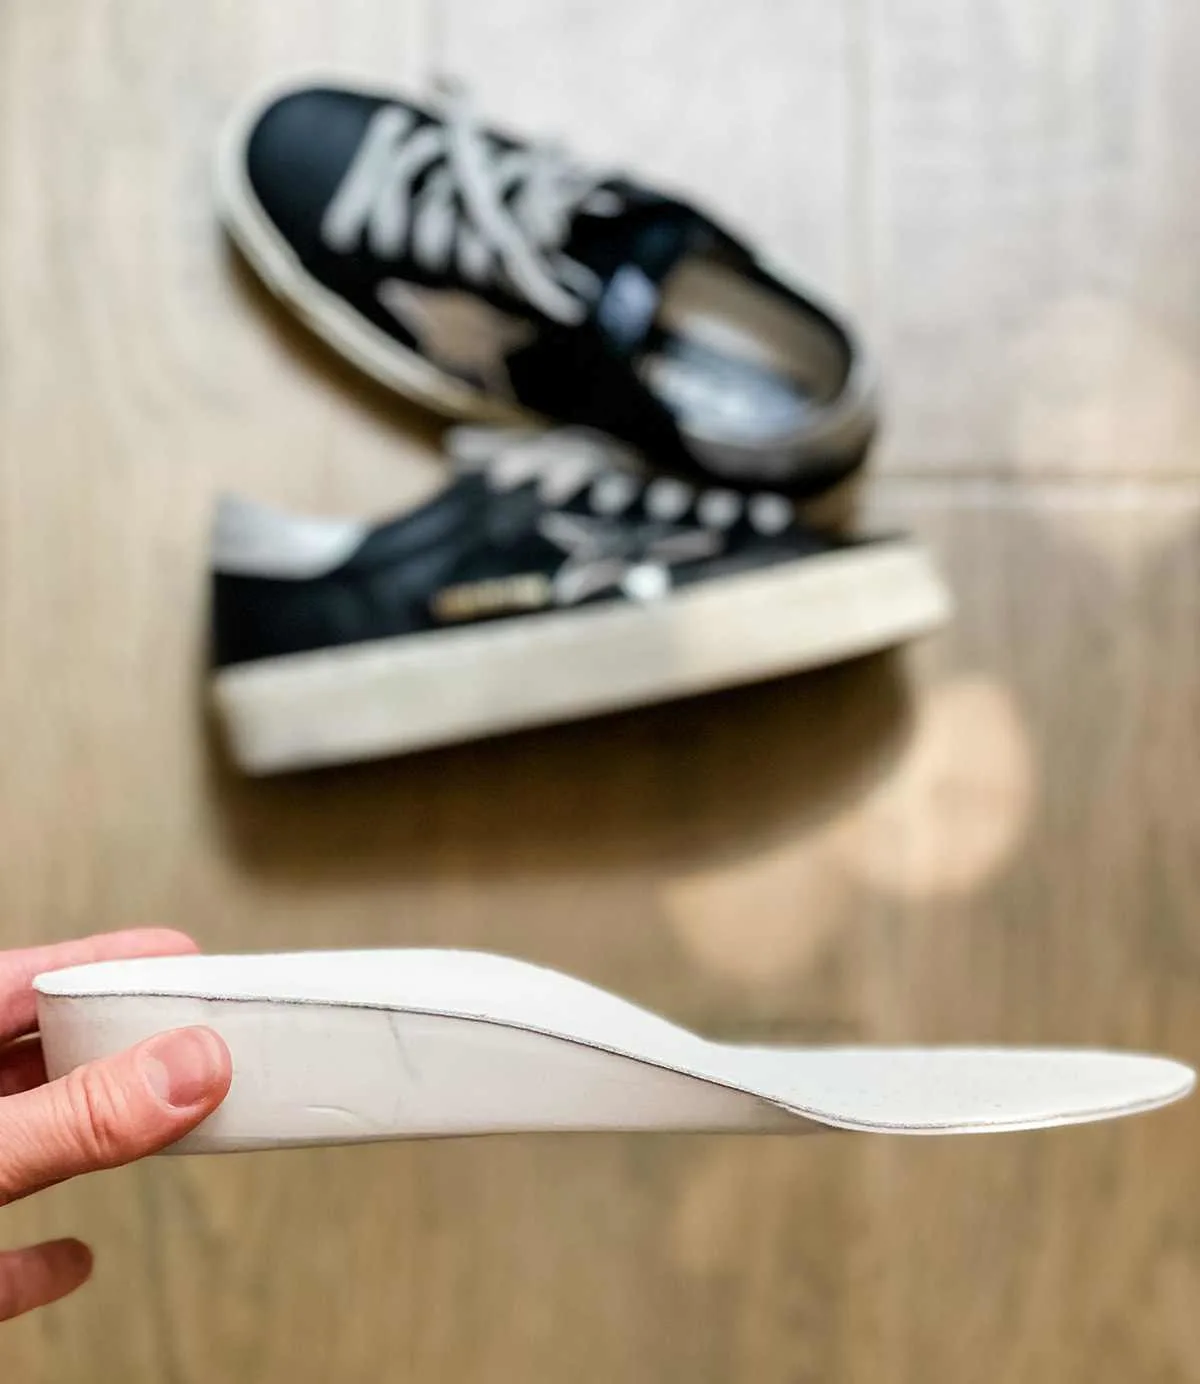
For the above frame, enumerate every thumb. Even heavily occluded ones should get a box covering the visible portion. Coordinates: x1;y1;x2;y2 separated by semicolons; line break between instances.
0;1028;231;1204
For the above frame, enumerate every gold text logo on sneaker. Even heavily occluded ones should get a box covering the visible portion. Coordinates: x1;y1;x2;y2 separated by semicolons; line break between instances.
431;573;553;623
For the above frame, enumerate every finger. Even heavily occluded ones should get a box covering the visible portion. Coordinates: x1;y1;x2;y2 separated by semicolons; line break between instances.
0;1038;46;1097
0;1027;231;1205
0;930;198;1043
0;1239;93;1321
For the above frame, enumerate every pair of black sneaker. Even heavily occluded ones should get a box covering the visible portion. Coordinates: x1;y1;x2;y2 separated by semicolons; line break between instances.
212;78;950;774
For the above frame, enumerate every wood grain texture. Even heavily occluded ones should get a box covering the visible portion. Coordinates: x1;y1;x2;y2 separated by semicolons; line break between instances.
859;0;1200;477
2;1;1200;1381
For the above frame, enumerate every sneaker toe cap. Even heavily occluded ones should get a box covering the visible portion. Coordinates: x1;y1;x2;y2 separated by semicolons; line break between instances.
237;87;389;257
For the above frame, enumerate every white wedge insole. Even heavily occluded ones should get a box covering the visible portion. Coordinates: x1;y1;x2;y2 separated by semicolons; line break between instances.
34;950;1194;1153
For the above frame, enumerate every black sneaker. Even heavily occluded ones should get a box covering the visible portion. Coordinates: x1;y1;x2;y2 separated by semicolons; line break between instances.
216;78;878;498
210;429;949;773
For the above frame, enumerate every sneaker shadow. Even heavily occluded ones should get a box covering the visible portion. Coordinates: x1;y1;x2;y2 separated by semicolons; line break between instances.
203;650;916;885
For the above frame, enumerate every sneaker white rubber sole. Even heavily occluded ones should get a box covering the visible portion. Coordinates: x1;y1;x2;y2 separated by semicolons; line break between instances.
35;950;1194;1153
212;539;953;774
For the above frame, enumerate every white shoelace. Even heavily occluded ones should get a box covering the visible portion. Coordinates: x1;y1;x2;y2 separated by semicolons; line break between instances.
321;84;621;325
448;427;797;537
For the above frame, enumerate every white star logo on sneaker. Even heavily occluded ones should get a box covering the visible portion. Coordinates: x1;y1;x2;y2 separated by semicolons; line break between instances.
538;511;724;606
376;280;535;398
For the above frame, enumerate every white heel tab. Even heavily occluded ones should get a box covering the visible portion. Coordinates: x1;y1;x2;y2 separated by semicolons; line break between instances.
211;494;368;579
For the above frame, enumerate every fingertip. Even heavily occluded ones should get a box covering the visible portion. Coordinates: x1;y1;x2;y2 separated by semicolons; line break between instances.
140;1026;232;1113
103;928;200;958
0;1029;231;1193
193;1026;234;1100
53;1237;94;1283
0;1239;94;1321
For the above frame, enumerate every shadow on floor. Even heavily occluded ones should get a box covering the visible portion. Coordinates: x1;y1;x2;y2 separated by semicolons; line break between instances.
203;649;917;886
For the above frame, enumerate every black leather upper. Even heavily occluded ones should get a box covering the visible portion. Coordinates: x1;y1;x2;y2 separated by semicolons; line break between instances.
212;470;858;670
233;85;871;494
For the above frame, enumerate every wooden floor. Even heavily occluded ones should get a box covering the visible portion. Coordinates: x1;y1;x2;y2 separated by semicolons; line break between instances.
4;2;1200;1380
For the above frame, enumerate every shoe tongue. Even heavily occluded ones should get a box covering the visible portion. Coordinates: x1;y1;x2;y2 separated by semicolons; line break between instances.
564;191;704;354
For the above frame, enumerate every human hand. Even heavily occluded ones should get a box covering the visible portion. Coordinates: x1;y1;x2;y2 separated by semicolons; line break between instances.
0;930;232;1321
